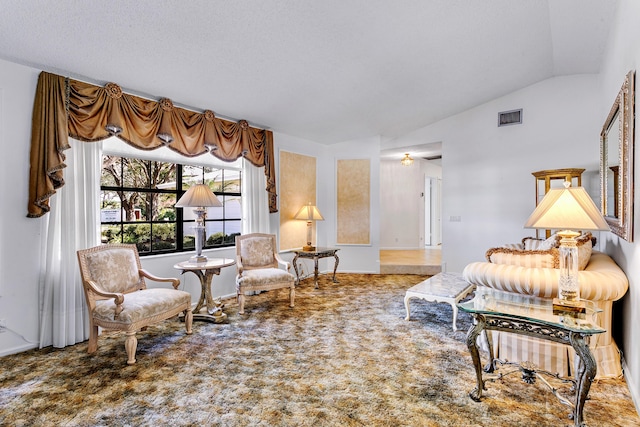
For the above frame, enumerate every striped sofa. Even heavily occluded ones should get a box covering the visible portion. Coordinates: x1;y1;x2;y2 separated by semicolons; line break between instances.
462;236;628;378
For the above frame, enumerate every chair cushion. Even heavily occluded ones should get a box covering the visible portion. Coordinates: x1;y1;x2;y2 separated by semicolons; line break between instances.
84;248;140;293
93;288;191;325
240;237;275;267
237;268;295;288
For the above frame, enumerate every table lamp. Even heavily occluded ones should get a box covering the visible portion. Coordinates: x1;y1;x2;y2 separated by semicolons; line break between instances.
524;182;609;306
175;184;222;263
294;202;324;251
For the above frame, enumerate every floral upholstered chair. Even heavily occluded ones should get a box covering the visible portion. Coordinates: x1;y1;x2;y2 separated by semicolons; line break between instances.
235;233;295;314
77;244;193;365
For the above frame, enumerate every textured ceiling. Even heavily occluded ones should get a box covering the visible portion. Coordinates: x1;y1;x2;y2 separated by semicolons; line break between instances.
0;0;617;146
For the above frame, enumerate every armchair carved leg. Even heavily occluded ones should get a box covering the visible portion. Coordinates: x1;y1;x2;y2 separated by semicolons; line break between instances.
238;293;246;315
87;324;99;354
184;310;193;334
289;286;295;308
125;331;138;365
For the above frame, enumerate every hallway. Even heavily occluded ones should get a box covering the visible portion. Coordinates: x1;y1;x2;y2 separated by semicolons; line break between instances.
379;248;442;275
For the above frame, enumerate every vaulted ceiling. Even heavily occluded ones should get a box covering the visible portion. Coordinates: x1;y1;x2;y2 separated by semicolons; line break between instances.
0;0;617;146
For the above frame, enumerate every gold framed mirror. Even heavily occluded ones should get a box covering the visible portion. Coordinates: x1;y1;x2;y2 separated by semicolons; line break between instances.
600;70;635;242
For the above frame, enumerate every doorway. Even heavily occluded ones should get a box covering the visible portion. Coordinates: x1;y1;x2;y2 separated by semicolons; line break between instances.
424;176;442;247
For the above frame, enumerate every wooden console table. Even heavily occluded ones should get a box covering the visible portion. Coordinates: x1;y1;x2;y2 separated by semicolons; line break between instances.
291;247;339;288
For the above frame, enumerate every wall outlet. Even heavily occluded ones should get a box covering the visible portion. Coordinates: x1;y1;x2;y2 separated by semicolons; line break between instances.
450;215;461;222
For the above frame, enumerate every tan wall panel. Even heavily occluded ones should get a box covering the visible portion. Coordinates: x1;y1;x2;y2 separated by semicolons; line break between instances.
337;159;370;244
279;151;317;251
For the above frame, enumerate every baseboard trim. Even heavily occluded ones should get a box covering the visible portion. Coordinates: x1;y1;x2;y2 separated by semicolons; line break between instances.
622;359;640;414
0;342;38;357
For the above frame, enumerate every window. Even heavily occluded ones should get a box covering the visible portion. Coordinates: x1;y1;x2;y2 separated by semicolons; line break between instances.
100;155;241;256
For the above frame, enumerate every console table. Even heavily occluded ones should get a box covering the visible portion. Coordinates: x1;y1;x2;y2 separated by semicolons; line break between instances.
174;258;235;323
291;247;339;288
458;287;604;427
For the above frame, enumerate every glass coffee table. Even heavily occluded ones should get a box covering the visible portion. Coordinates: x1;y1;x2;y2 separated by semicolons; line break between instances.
458;287;604;427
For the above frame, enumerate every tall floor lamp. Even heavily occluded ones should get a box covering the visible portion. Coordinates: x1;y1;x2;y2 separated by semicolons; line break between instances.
294;202;324;251
175;184;222;263
524;182;609;306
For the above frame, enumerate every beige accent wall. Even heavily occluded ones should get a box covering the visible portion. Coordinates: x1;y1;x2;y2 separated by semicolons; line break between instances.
337;159;370;244
279;150;317;251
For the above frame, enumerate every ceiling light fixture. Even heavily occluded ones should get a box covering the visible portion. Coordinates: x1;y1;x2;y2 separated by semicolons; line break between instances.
401;153;414;166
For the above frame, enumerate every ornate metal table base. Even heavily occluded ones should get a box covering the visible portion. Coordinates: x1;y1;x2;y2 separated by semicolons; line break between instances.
465;315;598;427
292;248;340;289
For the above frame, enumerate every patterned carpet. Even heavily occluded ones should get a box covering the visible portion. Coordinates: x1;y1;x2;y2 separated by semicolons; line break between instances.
0;274;638;426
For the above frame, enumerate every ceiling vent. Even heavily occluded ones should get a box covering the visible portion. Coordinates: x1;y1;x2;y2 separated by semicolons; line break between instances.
498;109;522;127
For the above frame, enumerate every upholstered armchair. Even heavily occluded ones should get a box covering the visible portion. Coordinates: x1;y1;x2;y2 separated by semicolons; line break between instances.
77;244;193;365
235;233;296;314
463;233;628;378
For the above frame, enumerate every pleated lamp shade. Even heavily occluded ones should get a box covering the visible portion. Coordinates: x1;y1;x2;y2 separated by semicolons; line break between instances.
294;203;324;221
524;184;609;231
175;184;222;208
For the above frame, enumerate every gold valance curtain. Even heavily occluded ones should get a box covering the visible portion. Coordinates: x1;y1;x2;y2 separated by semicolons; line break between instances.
27;71;277;218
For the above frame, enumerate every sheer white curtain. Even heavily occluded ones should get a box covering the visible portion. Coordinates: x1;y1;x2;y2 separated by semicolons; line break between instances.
39;138;102;348
241;159;271;234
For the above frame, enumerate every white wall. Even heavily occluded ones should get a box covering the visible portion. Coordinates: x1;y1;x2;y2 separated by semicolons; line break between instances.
380;158;442;249
597;0;640;409
387;74;602;272
273;132;382;274
322;136;381;274
380;159;421;249
0;59;43;355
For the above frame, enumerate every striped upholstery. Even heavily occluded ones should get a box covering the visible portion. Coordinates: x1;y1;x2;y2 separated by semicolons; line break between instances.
463;251;628;378
485;233;592;270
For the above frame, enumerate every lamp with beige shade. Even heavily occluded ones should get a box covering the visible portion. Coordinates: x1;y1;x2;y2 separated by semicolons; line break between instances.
294;202;324;251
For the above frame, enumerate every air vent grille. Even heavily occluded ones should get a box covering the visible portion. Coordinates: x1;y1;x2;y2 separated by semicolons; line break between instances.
498;109;522;127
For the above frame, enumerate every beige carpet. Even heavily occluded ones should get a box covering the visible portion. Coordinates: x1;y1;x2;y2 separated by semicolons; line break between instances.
0;274;638;426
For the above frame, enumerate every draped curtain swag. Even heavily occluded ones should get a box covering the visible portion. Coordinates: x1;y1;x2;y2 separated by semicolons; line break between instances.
28;71;277;218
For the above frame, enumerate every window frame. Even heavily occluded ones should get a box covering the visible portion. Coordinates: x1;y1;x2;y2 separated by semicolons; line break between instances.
100;153;242;256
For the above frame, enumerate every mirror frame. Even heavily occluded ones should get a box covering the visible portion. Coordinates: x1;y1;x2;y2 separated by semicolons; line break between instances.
600;70;635;242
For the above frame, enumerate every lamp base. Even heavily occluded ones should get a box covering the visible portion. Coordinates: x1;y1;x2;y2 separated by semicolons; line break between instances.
302;245;316;251
552;298;586;315
189;255;208;263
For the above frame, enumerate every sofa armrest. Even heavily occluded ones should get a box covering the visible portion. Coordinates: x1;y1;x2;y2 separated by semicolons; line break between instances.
463;251;628;302
579;252;629;301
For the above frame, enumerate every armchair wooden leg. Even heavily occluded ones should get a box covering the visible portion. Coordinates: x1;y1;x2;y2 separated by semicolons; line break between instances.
125;331;138;365
238;293;246;315
184;310;193;334
87;324;99;354
290;287;295;308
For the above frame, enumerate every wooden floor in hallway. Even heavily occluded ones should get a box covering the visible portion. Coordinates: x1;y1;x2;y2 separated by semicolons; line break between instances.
379;248;442;275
